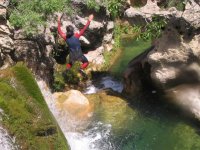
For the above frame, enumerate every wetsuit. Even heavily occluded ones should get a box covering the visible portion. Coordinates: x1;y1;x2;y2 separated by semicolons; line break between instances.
58;19;90;70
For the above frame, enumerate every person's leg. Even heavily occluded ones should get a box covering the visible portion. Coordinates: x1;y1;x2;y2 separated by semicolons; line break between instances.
62;62;72;77
66;63;72;70
80;55;89;69
78;55;89;79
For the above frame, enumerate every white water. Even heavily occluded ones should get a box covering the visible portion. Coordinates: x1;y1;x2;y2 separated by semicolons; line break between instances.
37;76;123;150
0;109;18;150
84;76;123;94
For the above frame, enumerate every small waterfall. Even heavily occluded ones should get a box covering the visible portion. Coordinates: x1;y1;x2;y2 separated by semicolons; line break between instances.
84;76;123;94
37;76;123;150
0;109;18;150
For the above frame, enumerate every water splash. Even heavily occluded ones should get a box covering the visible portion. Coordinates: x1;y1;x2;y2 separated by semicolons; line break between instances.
0;109;18;150
37;80;115;150
0;126;18;150
84;76;123;94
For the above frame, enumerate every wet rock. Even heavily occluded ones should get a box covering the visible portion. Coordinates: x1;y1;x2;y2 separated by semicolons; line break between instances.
86;91;137;130
123;46;154;95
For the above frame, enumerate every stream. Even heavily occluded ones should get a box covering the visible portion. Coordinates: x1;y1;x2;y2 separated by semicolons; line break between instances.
38;38;200;150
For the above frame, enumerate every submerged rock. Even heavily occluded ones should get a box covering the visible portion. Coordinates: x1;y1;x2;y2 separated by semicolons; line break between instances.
86;90;137;131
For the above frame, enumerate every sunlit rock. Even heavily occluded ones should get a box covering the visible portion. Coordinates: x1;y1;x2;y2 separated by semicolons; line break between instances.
54;90;93;120
85;46;105;66
166;84;200;120
87;91;137;130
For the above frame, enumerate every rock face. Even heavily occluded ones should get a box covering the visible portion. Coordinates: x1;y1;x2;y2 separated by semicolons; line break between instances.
53;90;93;120
123;0;200;120
166;84;200;120
125;0;200;28
0;0;14;69
124;0;200;93
0;1;114;85
148;28;200;89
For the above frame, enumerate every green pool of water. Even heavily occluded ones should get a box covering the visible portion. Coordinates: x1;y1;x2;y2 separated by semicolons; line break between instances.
110;38;151;76
91;92;200;150
91;38;200;150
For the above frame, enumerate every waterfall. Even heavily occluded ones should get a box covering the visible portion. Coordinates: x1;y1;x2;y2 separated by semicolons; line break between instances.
84;76;123;94
0;109;18;150
37;76;123;150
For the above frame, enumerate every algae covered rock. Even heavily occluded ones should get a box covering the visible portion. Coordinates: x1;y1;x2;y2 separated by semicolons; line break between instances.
86;91;137;131
0;63;69;149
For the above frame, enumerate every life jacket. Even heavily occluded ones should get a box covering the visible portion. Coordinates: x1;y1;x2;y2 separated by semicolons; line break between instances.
66;35;81;51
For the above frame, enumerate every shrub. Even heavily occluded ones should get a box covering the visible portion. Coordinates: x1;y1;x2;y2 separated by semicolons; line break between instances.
9;0;73;35
137;15;167;41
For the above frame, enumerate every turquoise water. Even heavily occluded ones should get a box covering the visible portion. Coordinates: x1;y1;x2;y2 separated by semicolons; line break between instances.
91;90;200;150
91;38;200;150
110;38;151;76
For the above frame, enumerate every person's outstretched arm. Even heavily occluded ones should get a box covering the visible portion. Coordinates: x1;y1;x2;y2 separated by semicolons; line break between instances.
75;14;94;39
57;15;67;41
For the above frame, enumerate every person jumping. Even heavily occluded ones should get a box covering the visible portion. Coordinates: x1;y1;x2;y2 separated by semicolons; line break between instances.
57;14;94;77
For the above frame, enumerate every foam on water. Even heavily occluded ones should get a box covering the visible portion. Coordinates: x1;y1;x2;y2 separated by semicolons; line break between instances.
0;126;17;150
84;76;123;94
0;109;18;150
37;80;114;150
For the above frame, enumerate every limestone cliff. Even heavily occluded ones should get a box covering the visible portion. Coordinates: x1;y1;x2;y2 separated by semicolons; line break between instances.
0;0;114;86
123;0;200;93
123;0;200;119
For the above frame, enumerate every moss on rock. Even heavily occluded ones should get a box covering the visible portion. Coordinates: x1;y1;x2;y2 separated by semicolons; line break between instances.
0;63;69;150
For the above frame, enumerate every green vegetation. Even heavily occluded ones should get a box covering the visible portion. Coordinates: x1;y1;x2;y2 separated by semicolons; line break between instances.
9;0;125;35
0;63;69;149
159;0;186;11
102;18;160;71
14;65;45;105
53;62;85;92
136;15;167;41
112;15;166;46
104;0;126;18
113;22;141;48
83;0;126;18
9;0;73;35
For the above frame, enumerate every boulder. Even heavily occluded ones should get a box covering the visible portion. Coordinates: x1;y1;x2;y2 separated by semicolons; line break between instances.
147;27;200;89
123;0;200;92
123;0;200;121
166;84;200;120
53;90;93;119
